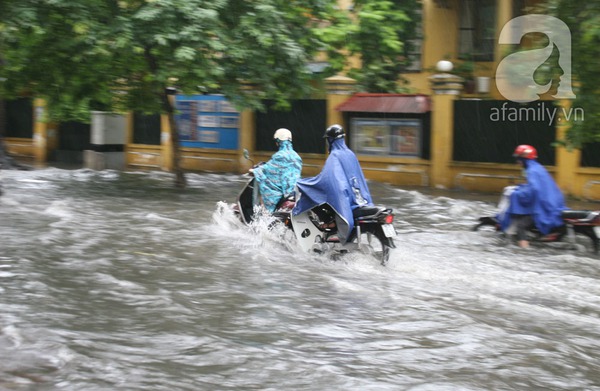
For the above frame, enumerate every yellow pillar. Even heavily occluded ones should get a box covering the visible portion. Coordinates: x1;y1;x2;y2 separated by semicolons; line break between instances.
238;109;256;173
495;0;513;56
491;0;514;99
429;73;464;188
325;75;356;127
32;98;48;165
160;113;173;171
554;100;580;196
124;112;134;168
125;112;134;145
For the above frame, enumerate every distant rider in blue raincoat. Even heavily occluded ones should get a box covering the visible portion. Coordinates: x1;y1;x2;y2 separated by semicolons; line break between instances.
293;124;373;243
498;144;566;248
250;128;302;213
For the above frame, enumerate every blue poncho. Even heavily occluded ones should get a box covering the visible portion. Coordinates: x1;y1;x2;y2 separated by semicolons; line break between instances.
293;138;373;243
499;159;566;234
253;140;302;213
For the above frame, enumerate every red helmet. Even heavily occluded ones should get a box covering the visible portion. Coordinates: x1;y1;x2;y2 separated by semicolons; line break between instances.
513;144;538;159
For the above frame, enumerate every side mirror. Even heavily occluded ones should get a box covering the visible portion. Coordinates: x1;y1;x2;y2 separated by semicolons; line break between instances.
243;149;254;166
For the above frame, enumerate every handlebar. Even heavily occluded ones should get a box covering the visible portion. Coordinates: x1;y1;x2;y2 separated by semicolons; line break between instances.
245;161;266;177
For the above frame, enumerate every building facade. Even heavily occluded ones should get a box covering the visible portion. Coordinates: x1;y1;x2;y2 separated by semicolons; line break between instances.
4;0;600;200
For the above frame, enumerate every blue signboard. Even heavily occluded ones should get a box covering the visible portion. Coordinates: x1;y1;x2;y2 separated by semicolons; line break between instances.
175;94;239;150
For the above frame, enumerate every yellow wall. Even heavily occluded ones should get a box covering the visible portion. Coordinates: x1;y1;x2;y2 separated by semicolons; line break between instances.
576;169;600;200
5;138;34;161
5;0;600;201
179;148;238;173
126;144;162;169
405;0;506;98
404;0;461;93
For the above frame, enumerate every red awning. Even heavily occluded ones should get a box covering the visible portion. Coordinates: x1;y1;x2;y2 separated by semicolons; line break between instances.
336;93;431;113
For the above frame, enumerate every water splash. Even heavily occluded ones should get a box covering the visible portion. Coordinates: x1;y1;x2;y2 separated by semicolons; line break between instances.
2;169;600;390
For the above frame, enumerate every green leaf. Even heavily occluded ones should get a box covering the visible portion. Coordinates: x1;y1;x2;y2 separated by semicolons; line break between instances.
174;46;195;61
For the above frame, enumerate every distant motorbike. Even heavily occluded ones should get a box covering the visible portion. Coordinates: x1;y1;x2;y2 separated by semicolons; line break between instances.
233;150;397;265
473;187;600;253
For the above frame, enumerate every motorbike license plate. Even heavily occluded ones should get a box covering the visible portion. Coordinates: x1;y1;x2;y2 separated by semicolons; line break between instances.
382;224;396;238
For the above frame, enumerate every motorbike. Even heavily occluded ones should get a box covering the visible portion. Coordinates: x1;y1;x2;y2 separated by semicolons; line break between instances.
233;167;295;227
233;151;295;227
473;187;600;254
233;150;397;265
290;202;396;265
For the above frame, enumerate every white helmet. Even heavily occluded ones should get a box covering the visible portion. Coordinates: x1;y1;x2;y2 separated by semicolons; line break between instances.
273;128;292;142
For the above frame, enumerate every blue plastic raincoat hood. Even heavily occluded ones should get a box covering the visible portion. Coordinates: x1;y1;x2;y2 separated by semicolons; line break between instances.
253;140;302;213
499;159;566;234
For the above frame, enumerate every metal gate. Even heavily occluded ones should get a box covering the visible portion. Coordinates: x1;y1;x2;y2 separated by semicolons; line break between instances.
5;98;33;138
255;99;326;154
581;142;600;168
133;113;161;145
453;100;557;165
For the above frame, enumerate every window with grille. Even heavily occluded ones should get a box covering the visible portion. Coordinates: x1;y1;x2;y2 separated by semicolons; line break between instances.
405;8;423;72
458;0;496;61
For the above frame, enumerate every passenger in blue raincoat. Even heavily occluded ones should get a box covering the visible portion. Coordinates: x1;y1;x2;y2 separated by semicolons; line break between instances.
293;124;373;243
498;144;566;248
251;128;302;213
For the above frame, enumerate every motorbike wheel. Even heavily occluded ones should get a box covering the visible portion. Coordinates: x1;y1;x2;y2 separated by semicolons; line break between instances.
355;232;391;266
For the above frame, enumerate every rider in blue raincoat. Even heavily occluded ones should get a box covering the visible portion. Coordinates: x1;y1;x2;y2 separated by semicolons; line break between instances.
293;124;373;243
498;144;566;248
251;128;302;213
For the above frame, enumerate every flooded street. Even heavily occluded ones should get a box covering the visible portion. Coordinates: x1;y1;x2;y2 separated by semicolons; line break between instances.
1;168;599;390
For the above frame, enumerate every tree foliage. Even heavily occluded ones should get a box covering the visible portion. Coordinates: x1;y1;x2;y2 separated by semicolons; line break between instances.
0;0;340;119
545;1;600;147
0;0;424;183
0;0;424;120
315;0;421;93
0;0;342;185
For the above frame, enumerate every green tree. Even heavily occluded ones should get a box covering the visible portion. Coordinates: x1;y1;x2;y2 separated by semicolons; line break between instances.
545;1;600;147
0;0;340;186
316;0;421;93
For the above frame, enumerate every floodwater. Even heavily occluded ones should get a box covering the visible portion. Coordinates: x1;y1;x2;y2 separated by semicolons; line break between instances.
1;167;599;391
